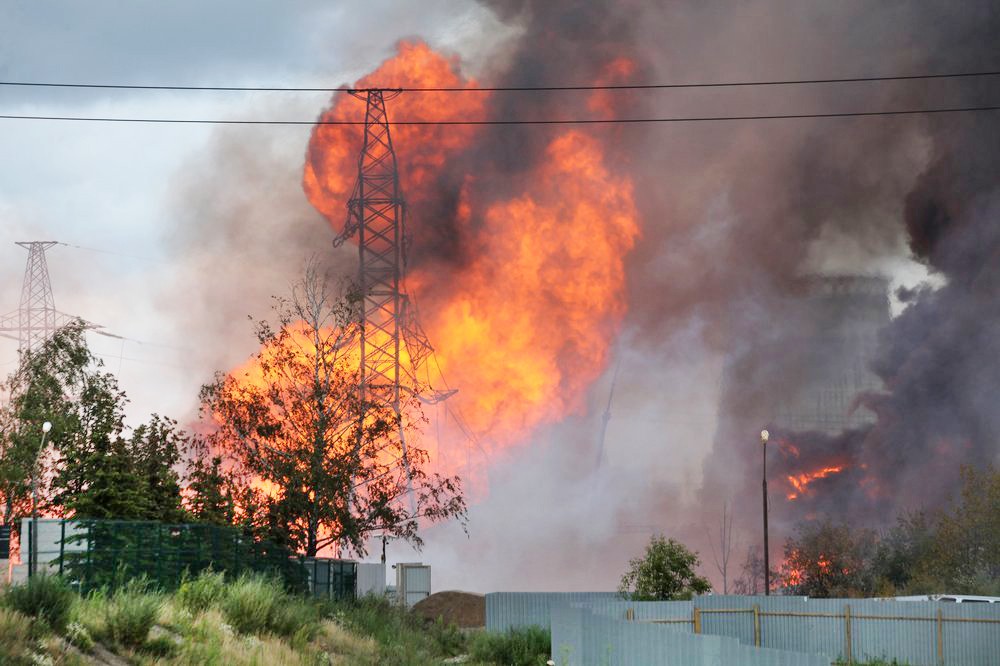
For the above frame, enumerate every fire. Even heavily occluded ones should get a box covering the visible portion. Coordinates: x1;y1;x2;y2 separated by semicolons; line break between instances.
294;40;639;487
786;465;845;500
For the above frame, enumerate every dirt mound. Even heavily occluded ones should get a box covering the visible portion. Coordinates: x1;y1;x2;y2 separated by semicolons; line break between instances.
411;590;486;628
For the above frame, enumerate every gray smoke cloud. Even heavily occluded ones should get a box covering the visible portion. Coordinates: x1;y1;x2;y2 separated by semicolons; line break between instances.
161;0;999;592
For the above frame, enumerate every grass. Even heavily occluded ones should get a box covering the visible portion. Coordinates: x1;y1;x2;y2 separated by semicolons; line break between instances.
1;573;75;634
104;580;163;649
468;625;552;666
0;570;552;665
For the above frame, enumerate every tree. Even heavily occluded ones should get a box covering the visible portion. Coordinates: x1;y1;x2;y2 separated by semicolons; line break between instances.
619;534;712;600
732;544;768;595
926;466;1000;593
184;437;234;526
705;501;737;594
200;266;466;557
869;511;938;595
780;521;877;598
1;323;186;525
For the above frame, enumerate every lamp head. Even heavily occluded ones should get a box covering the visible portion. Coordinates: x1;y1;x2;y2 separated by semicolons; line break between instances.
760;429;769;444
42;422;52;434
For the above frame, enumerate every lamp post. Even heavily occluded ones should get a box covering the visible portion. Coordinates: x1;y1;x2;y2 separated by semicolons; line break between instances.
30;421;52;578
760;428;770;596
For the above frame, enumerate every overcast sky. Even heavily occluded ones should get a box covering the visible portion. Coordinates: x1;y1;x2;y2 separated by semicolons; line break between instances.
0;1;515;426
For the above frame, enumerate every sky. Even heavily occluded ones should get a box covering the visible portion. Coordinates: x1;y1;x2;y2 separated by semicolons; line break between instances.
0;0;517;426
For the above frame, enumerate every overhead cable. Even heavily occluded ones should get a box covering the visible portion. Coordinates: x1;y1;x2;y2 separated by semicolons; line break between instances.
0;69;998;93
1;105;998;126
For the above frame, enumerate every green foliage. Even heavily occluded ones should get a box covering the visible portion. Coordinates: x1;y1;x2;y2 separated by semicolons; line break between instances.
468;626;551;666
221;573;321;639
65;620;95;652
619;534;712;600
786;465;1000;597
0;607;33;664
201;267;466;558
184;437;234;525
427;616;466;657
334;595;468;664
1;574;74;633
177;569;227;613
0;323;188;529
104;580;162;649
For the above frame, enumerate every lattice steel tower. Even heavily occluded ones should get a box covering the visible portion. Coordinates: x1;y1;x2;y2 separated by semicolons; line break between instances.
0;242;90;351
335;90;453;505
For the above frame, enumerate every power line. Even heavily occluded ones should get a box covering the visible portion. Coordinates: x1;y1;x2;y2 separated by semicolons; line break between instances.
1;69;998;93
1;104;998;126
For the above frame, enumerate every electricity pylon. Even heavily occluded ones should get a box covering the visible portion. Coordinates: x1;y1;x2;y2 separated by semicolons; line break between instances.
0;241;108;352
335;89;454;510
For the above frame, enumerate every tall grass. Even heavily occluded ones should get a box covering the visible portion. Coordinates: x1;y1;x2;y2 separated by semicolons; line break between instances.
177;569;227;613
334;596;469;665
0;607;33;664
221;573;321;641
104;580;162;649
468;625;551;666
1;574;75;633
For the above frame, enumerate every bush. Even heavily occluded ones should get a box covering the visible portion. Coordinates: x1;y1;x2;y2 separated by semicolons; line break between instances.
427;617;466;657
177;569;227;613
221;574;280;635
221;573;321;640
469;626;551;666
0;607;33;664
104;581;162;649
1;574;75;633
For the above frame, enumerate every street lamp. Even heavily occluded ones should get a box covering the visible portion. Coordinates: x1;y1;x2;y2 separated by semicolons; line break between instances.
760;428;770;596
30;421;52;578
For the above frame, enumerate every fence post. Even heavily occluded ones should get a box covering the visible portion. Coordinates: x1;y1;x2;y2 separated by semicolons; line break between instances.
693;607;702;634
937;608;944;665
58;520;65;576
625;607;634;622
753;604;761;647
844;604;853;665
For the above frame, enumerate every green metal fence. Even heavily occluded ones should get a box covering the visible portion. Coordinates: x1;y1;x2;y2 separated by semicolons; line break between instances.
37;519;310;594
303;557;357;601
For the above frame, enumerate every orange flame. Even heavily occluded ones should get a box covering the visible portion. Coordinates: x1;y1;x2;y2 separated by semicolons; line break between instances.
292;41;638;490
786;465;845;500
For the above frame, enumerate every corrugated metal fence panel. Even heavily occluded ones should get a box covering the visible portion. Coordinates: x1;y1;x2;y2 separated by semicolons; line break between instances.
553;605;831;666
582;599;694;628
939;602;1000;666
848;599;939;665
485;592;620;632
506;593;1000;663
751;597;846;657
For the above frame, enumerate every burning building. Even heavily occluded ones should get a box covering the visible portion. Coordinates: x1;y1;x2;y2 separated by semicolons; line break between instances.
769;275;890;435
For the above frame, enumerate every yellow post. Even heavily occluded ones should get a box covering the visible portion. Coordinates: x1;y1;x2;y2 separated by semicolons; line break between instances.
693;608;702;634
937;608;944;665
753;604;761;647
844;604;853;665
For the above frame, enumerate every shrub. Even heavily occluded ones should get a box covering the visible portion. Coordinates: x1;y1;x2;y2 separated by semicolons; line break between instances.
221;574;280;635
270;598;322;643
0;607;33;664
104;581;162;649
427;617;466;657
469;626;551;666
221;572;321;640
177;569;227;613
1;575;75;633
